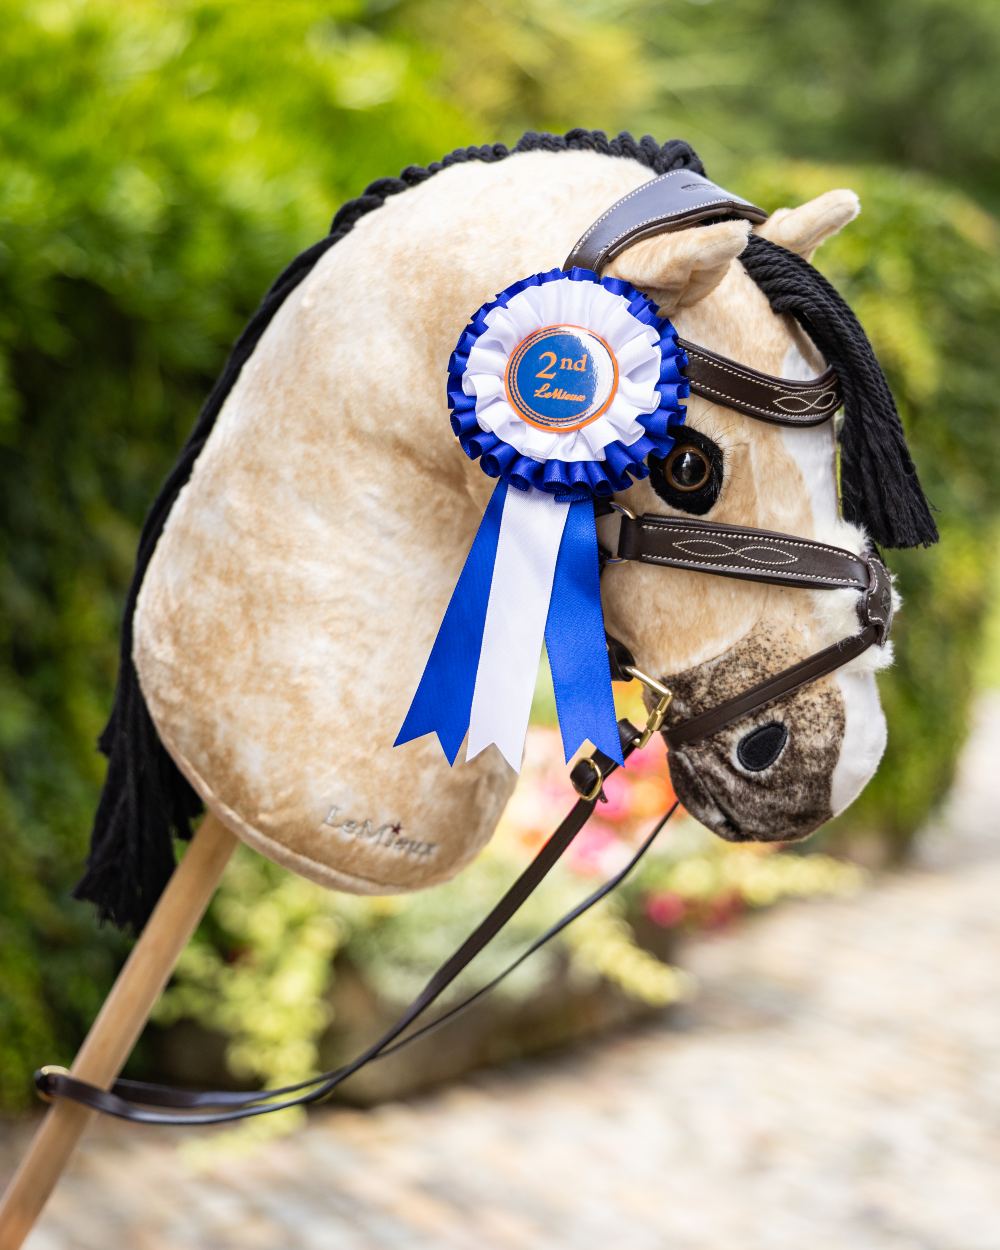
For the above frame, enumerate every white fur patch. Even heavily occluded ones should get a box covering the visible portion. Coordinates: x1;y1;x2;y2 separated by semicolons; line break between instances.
831;668;888;815
780;341;893;814
778;347;839;527
779;342;895;673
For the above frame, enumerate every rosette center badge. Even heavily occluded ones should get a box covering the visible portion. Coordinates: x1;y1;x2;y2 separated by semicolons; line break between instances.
396;268;690;773
505;326;618;432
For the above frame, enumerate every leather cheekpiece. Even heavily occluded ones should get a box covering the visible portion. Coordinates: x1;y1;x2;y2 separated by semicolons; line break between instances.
859;554;894;646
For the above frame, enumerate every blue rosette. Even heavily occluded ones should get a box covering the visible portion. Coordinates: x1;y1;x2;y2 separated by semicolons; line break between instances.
397;269;687;772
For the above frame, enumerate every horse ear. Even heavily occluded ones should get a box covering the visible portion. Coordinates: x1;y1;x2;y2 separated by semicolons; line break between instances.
604;220;751;313
754;189;860;260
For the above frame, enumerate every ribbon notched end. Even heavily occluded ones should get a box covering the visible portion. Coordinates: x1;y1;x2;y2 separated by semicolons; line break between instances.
396;485;622;775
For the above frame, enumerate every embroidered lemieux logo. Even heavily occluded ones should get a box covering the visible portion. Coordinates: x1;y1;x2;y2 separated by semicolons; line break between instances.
321;806;436;861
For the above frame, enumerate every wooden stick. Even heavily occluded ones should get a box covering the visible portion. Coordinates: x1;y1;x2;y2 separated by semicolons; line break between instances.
0;813;237;1250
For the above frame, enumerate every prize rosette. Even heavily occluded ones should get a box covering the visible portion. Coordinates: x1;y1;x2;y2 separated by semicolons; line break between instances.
396;268;688;771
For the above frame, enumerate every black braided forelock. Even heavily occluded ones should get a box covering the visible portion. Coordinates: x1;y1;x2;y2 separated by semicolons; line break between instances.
77;127;933;934
740;235;937;549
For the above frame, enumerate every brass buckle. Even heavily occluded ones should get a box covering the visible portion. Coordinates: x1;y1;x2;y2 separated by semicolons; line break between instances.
35;1064;69;1104
575;757;606;802
623;665;673;750
569;664;673;800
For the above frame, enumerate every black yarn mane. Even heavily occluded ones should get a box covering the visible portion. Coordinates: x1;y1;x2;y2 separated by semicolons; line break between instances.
77;128;936;932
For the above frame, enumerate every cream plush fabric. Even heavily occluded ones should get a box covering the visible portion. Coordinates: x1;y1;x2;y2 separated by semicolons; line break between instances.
133;150;884;892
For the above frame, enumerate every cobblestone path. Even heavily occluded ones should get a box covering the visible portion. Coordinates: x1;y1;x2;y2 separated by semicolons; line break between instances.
5;698;999;1250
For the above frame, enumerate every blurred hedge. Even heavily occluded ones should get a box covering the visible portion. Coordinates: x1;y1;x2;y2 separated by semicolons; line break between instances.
0;0;467;1110
0;0;667;1112
1;0;998;1108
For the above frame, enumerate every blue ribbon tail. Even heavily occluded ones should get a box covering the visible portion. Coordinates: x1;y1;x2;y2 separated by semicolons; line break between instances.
545;498;623;766
395;480;508;764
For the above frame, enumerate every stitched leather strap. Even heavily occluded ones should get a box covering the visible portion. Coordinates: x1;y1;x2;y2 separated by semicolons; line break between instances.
678;340;842;427
605;632;638;683
601;510;893;748
37;722;675;1125
616;515;869;591
563;172;841;426
564;170;767;272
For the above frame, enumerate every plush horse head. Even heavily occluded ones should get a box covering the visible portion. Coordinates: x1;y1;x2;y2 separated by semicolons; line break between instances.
77;132;936;932
601;187;892;841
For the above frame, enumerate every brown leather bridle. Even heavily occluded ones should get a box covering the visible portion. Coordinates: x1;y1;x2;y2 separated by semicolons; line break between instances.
564;170;843;427
36;168;896;1126
596;508;892;757
561;169;895;791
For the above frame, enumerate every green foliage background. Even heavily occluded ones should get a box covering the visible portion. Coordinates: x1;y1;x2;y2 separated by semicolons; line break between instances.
2;0;998;1108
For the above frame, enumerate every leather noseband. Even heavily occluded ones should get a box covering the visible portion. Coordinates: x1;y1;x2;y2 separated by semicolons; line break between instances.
597;508;893;753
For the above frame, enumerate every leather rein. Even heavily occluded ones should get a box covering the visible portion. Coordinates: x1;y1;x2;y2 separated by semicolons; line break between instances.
37;170;893;1125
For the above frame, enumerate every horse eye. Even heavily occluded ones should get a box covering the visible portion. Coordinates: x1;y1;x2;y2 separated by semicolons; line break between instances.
664;446;711;492
648;427;724;515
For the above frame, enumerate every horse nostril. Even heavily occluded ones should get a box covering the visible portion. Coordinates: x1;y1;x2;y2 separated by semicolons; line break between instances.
737;721;788;772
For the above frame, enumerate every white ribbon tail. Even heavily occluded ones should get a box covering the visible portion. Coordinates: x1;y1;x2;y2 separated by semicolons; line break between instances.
466;487;569;770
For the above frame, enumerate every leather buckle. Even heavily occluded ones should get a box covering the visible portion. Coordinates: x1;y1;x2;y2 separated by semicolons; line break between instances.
571;757;605;802
858;555;893;646
35;1064;69;1104
599;501;635;566
569;717;646;799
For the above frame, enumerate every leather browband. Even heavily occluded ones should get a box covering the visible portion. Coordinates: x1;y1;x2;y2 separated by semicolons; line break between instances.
563;171;842;426
677;340;841;428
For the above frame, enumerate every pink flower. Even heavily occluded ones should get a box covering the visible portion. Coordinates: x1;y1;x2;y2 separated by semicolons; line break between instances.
568;822;632;877
643;890;686;928
624;740;664;774
705;890;744;930
595;769;631;821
